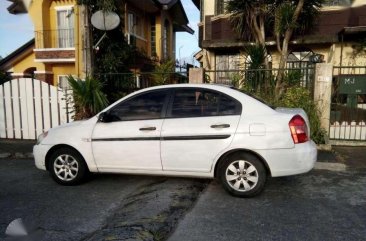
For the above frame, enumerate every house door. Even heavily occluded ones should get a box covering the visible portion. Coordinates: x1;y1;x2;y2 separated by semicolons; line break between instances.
56;8;74;48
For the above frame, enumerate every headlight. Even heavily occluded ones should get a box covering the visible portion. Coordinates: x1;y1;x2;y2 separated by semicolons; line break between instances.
36;131;48;145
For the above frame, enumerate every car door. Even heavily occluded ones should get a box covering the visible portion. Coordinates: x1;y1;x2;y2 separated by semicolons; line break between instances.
161;88;242;173
91;89;169;171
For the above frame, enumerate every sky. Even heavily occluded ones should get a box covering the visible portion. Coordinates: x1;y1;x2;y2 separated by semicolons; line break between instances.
0;0;200;64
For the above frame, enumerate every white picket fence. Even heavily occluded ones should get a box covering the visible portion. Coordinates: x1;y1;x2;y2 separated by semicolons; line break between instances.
330;121;366;141
0;78;73;140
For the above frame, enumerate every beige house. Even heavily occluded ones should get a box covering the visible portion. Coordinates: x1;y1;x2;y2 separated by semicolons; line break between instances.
193;0;366;72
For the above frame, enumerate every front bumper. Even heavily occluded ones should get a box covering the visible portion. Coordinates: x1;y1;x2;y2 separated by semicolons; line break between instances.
258;140;317;177
33;144;53;171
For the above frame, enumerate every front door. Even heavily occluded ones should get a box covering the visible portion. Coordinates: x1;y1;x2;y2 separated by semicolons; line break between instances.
92;89;169;171
56;8;74;48
161;88;242;172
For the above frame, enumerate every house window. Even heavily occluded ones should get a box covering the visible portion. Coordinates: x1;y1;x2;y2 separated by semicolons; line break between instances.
58;75;70;90
163;20;170;60
287;49;315;87
128;12;144;39
150;16;156;56
323;0;351;6
215;53;241;84
215;0;229;15
56;8;74;48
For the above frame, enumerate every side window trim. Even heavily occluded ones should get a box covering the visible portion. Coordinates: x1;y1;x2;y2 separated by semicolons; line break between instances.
108;89;171;122
166;87;242;119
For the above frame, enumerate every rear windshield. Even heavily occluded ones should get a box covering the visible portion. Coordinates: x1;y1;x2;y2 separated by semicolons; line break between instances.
230;87;276;109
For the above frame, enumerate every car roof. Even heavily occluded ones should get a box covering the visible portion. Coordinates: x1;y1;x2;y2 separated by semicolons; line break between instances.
139;83;233;91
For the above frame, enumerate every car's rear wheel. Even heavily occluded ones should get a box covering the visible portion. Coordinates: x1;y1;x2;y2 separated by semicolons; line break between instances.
219;152;266;197
48;148;88;185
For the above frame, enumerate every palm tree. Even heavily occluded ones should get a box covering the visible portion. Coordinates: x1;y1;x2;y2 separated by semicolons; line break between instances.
67;75;109;120
226;0;324;99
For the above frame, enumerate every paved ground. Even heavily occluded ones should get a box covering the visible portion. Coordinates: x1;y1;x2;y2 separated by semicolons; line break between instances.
169;169;366;241
0;159;206;241
333;146;366;169
0;159;152;240
1;143;365;241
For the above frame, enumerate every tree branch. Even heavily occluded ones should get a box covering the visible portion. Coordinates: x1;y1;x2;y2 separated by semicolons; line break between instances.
253;15;265;45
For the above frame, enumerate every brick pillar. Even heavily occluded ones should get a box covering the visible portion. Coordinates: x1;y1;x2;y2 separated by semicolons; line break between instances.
189;68;204;84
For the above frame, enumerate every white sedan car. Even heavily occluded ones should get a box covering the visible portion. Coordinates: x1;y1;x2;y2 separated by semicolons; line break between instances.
34;84;317;197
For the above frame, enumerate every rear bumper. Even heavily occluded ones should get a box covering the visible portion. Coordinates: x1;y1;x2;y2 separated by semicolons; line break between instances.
33;144;52;171
258;140;317;177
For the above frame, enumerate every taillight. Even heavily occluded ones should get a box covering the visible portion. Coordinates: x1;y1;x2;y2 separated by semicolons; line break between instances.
289;115;309;144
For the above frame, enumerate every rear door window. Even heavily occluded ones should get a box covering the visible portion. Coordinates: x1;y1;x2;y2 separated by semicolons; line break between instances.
169;88;241;118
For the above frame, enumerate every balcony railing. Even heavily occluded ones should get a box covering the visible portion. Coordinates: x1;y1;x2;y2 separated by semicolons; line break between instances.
35;29;75;49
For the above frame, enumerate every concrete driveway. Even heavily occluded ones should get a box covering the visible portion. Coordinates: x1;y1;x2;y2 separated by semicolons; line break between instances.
169;169;366;241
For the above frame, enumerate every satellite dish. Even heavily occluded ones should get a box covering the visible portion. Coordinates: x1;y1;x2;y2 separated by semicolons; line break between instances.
91;10;120;31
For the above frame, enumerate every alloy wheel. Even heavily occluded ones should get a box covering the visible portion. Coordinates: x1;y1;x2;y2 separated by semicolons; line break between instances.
53;154;79;181
225;160;259;192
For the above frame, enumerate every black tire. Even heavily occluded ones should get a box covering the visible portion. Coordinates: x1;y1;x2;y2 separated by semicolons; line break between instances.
218;152;266;197
48;147;88;185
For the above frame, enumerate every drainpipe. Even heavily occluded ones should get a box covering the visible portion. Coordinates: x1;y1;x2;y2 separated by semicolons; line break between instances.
340;32;344;67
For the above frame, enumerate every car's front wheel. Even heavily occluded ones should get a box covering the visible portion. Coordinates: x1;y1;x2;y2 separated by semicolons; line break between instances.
48;148;88;185
219;152;266;197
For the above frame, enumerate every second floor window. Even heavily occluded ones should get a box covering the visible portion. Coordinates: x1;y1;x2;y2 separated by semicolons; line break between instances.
215;0;229;15
128;12;144;39
323;0;352;6
56;8;74;48
163;20;170;60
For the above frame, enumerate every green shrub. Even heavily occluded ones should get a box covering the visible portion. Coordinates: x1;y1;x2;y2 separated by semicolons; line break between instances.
67;75;109;120
235;68;326;144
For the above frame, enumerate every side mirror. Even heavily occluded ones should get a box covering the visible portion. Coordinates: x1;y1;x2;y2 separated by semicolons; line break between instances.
98;112;110;123
98;111;120;123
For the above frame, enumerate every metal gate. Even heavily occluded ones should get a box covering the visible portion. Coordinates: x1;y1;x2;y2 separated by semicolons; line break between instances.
330;66;366;141
0;78;72;140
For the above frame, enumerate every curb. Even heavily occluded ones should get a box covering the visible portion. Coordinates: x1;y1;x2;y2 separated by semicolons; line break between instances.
317;144;332;151
314;162;347;171
0;152;33;159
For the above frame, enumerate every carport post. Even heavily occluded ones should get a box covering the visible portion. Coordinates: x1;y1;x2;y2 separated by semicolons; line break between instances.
313;63;333;142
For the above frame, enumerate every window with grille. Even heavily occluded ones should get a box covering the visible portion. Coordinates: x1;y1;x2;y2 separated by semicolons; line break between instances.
58;75;71;90
128;12;145;39
323;0;352;6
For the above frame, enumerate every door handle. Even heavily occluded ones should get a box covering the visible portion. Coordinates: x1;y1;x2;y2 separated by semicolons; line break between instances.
139;127;156;131
211;124;230;128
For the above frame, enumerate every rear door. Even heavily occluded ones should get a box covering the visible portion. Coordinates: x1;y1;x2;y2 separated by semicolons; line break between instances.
161;88;242;172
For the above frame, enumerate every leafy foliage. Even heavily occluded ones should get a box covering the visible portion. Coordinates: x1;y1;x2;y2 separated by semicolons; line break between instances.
77;0;136;74
151;60;175;86
67;75;109;120
77;0;116;12
245;45;267;69
226;0;324;100
275;2;297;36
232;71;326;144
